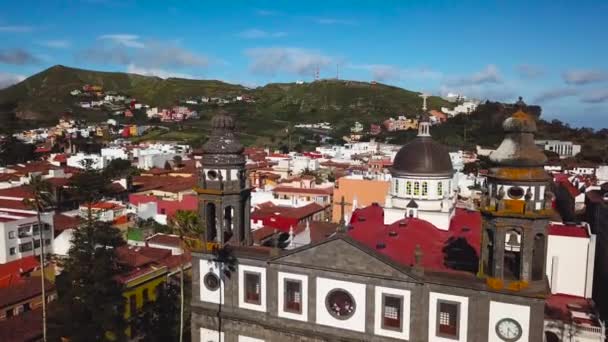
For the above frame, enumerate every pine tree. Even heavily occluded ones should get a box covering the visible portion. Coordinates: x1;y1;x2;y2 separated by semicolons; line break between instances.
49;221;127;341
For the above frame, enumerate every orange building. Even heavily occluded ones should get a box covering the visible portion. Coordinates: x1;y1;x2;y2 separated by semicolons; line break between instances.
331;176;390;223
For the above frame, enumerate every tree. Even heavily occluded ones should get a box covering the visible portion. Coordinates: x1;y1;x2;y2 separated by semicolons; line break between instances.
0;136;36;165
103;158;138;180
23;175;55;342
50;161;126;340
169;210;204;342
133;282;180;341
49;221;127;341
173;155;183;167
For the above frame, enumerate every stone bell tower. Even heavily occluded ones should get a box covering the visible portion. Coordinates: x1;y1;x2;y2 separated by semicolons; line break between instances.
478;98;552;288
197;112;251;246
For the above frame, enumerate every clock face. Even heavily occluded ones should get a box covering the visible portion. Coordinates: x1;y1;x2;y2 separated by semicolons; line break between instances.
495;318;523;341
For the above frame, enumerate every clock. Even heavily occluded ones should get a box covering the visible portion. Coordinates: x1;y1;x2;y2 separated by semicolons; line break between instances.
495;318;523;341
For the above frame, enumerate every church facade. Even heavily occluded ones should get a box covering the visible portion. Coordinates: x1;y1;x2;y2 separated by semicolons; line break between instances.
191;104;581;341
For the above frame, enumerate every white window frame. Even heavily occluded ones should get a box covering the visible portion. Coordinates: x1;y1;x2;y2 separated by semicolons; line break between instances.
428;292;468;342
374;286;411;340
238;264;267;312
199;259;224;305
277;272;308;322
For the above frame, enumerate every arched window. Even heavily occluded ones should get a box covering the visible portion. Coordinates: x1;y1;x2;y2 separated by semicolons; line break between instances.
406;181;412;195
205;203;217;242
224;206;234;234
421;182;428;196
413;182;420;196
504;229;522;280
438;182;443;197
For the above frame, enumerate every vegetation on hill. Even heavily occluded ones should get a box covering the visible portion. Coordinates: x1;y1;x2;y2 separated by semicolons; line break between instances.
0;65;451;138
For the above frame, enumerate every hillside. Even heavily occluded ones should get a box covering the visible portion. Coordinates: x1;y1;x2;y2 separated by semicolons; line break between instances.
0;65;451;131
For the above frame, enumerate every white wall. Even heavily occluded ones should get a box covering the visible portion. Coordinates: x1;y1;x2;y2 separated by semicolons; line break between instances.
428;292;469;342
374;286;411;340
199;259;224;305
315;277;366;333
238;336;264;342
488;301;530;342
546;233;595;297
200;328;224;342
277;271;308;322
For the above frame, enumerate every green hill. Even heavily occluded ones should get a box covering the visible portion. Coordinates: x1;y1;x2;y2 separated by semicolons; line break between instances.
0;65;451;128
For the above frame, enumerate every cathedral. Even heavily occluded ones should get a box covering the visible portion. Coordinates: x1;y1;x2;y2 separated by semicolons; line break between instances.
191;101;598;341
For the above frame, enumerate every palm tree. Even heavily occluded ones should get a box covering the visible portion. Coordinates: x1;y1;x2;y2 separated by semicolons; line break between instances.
169;210;204;342
211;245;237;342
23;175;55;342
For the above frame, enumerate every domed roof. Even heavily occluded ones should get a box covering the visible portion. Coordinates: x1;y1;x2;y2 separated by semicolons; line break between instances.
202;112;244;156
392;136;454;177
502;110;537;133
211;112;235;130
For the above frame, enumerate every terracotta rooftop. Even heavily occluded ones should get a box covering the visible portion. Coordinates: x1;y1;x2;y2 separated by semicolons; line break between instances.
272;186;333;195
0;256;40;288
53;214;82;234
548;223;589;238
146;233;182;247
0;307;43;341
0;186;34;200
348;205;481;275
132;175;196;193
545;293;601;327
0;276;54;308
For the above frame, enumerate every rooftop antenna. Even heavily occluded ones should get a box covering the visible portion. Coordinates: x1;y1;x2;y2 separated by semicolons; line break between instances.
314;65;320;81
336;63;340;80
419;93;430;112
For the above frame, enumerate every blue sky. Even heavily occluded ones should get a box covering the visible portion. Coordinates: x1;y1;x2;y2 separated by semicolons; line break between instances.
1;0;607;127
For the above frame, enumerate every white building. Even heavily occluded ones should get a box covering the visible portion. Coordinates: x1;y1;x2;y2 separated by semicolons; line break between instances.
441;100;479;117
100;147;130;161
535;140;581;159
0;207;54;264
67;153;108;170
384;121;456;229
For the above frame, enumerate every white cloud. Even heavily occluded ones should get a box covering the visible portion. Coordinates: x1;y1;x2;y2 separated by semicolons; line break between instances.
562;69;608;85
0;72;26;89
237;29;287;39
580;88;608;103
98;34;145;48
349;64;442;82
126;64;194;79
444;64;502;86
516;64;545;79
39;40;71;48
314;17;356;25
80;39;208;69
0;25;34;33
533;87;578;103
245;47;333;76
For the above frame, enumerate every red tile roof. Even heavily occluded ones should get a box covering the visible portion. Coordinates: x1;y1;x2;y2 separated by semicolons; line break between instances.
545;293;600;326
132;175;196;194
251;202;327;231
146;234;182;247
549;223;589;238
0;198;32;211
0;256;40;288
272;186;333;196
0;186;34;200
53;214;82;234
348;206;481;275
0;276;54;308
0;307;43;341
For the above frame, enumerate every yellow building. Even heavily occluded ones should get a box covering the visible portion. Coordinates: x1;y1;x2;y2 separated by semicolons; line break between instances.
116;245;189;337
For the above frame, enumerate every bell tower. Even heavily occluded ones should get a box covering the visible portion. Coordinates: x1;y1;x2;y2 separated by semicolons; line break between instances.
478;98;552;287
197;112;251;246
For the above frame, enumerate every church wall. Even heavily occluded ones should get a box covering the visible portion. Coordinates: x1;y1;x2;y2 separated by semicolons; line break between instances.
192;252;545;341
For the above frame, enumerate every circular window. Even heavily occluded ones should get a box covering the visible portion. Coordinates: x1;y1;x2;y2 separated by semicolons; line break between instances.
325;289;356;319
203;272;220;291
507;186;525;199
207;170;218;180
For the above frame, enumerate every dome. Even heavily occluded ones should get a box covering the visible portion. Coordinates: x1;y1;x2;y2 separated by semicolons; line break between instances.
392;136;454;177
502;110;537;133
211;112;235;130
